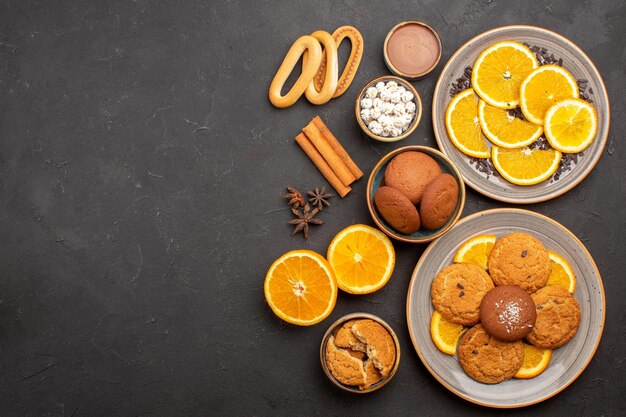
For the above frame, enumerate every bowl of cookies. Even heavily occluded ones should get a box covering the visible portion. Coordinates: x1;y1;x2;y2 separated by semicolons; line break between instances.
355;76;422;142
366;145;466;243
320;313;400;393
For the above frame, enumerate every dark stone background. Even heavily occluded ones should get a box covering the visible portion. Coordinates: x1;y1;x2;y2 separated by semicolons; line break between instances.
1;0;624;416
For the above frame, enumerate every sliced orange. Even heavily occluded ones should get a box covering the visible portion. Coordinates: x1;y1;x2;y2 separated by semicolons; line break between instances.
519;65;579;125
514;343;552;379
544;98;598;153
471;41;538;109
453;234;497;270
478;100;543;148
430;311;466;355
491;146;562;186
547;251;576;293
327;224;395;294
445;89;490;158
264;250;337;326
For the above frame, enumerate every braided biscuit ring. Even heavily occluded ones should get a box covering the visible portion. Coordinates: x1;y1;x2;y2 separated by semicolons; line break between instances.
314;26;363;98
269;35;322;108
303;31;338;105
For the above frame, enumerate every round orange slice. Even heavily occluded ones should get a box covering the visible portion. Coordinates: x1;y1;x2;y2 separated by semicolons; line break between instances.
519;65;579;125
453;234;497;270
445;89;490;158
544;98;598;153
478;100;543;148
491;146;562;186
514;343;552;379
546;251;576;293
471;41;538;109
264;250;337;326
327;224;395;294
430;311;466;355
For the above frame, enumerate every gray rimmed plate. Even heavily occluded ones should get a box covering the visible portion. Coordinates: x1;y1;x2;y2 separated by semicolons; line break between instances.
406;208;605;408
432;25;610;204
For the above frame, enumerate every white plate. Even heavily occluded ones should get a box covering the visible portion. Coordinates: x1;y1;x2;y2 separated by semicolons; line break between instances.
406;208;605;407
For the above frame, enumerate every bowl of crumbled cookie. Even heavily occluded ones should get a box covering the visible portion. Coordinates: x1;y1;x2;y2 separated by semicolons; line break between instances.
355;76;422;142
320;312;400;393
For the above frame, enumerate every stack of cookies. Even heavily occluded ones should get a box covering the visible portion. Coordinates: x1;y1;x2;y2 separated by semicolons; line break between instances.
431;232;581;384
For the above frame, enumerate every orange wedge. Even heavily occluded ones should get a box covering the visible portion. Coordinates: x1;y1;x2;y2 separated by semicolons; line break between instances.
514;343;552;379
453;234;497;270
478;100;543;148
519;65;579;125
445;89;490;158
544;98;598;153
491;146;562;186
471;41;538;109
264;250;337;326
327;224;395;294
430;311;466;355
546;251;576;293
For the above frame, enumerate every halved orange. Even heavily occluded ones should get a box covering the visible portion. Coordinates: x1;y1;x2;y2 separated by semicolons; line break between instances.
514;343;552;379
430;311;466;355
478;100;543;148
519;65;579;125
264;250;337;326
471;41;538;109
547;251;577;293
327;224;395;294
453;234;497;270
544;98;598;153
491;146;562;186
445;89;490;158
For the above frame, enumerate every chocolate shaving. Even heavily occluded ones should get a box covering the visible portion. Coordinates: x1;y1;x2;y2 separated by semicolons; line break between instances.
457;283;465;290
521;250;527;257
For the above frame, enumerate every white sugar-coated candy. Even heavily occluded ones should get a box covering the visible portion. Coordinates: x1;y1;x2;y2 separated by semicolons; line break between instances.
365;87;378;99
393;116;405;128
379;88;391;101
375;82;385;90
402;91;415;103
378;114;392;127
360;108;372;123
368;120;383;135
389;91;402;103
402;113;414;126
396;86;406;95
370;108;382;120
382;102;394;115
390;127;403;137
360;98;373;109
405;101;416;114
373;97;384;110
393;102;406;116
386;80;398;89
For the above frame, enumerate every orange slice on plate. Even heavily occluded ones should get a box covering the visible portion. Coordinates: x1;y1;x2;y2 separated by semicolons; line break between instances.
445;89;490;158
546;251;577;293
544;98;598;153
478;100;543;148
471;41;538;109
514;343;552;379
327;224;395;294
491;146;562;186
453;234;497;270
430;311;466;355
264;250;337;326
519;65;579;125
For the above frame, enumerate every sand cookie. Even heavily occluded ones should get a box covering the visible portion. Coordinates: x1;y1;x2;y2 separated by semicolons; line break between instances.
325;335;367;387
374;186;421;234
361;359;384;390
384;151;442;205
480;285;537;342
351;319;396;377
431;263;494;326
334;320;367;352
420;173;459;230
458;324;524;384
527;285;581;349
488;233;551;293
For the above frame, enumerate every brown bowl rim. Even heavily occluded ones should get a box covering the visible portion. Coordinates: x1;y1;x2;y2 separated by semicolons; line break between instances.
383;20;443;80
319;312;401;394
366;145;466;243
355;75;422;143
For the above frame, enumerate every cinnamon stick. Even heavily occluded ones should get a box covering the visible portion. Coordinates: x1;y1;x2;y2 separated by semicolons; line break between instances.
311;116;363;180
302;122;356;187
295;133;351;198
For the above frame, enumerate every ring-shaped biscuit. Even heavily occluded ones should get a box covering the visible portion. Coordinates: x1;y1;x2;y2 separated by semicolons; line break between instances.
304;31;338;105
269;35;322;108
314;26;364;98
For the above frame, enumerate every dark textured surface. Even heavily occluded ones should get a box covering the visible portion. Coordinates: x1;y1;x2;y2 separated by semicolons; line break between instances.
0;0;624;415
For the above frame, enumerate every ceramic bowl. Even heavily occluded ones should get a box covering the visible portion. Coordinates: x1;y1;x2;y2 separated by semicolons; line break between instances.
320;312;400;394
355;75;422;142
366;145;466;243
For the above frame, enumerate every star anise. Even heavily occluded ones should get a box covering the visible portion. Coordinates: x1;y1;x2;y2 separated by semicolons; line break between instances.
288;204;323;239
308;186;333;210
283;186;305;209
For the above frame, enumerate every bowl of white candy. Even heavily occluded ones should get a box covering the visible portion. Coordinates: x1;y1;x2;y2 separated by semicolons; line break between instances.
355;76;422;142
